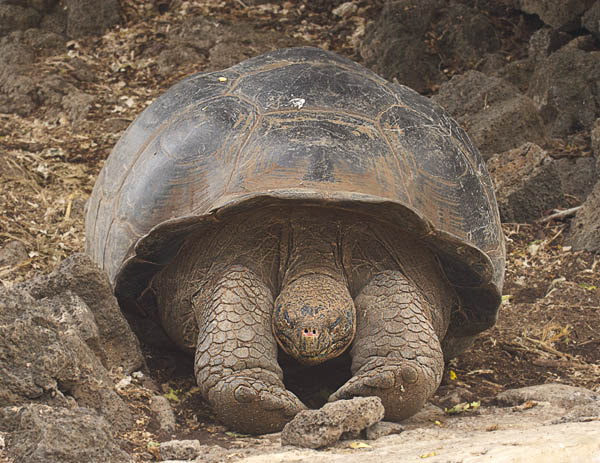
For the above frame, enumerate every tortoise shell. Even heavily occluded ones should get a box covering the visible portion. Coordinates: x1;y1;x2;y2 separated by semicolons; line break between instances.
85;47;505;338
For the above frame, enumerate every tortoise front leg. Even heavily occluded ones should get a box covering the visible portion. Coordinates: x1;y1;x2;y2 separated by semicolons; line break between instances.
194;265;306;434
330;270;444;421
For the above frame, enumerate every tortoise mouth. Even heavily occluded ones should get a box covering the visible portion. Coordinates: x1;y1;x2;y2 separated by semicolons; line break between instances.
275;329;351;365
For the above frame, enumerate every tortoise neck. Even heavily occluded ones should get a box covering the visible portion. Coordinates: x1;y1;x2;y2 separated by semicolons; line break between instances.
280;209;347;290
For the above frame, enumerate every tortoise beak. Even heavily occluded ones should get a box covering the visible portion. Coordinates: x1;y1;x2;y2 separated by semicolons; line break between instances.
297;325;328;360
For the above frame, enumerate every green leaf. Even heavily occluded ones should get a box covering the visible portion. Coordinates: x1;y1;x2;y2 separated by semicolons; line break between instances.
225;431;250;438
163;387;180;402
350;442;371;449
444;401;481;415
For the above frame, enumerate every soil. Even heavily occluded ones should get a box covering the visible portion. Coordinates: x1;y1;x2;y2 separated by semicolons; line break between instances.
0;1;599;462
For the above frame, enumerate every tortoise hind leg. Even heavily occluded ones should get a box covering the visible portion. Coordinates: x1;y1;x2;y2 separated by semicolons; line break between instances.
330;270;444;421
194;265;305;434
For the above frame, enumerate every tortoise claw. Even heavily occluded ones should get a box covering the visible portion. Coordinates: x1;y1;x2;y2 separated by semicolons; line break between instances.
208;372;306;434
328;361;434;421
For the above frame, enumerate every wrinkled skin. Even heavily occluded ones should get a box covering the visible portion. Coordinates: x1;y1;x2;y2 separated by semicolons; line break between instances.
154;206;458;434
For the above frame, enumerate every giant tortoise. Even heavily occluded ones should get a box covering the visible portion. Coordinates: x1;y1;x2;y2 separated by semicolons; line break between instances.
86;47;505;434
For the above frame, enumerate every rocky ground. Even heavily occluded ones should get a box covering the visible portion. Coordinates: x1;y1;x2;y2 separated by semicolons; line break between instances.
1;0;599;462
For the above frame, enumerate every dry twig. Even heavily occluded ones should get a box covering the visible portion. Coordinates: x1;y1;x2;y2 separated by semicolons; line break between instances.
538;206;582;223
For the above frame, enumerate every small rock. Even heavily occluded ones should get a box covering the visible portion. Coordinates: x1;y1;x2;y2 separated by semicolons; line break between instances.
496;383;600;408
62;89;94;123
332;2;357;18
365;421;404;440
281;397;385;449
150;395;177;434
437;387;476;409
553;402;600;424
159;440;203;461
0;240;28;268
115;376;132;391
403;403;445;424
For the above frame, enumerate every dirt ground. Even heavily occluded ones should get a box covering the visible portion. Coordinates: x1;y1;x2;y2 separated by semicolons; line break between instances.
1;1;599;461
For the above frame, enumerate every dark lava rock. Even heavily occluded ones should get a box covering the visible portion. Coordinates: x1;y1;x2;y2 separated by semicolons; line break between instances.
0;64;37;115
361;1;502;94
495;58;535;93
433;71;547;158
592;118;600;164
0;64;95;120
496;383;600;408
159;439;205;461
359;0;444;93
555;156;597;203
528;27;571;63
0;0;122;46
517;0;595;31
16;253;144;374
528;41;600;137
62;0;121;38
567;180;600;252
433;3;502;68
0;41;35;65
153;16;306;77
150;395;177;434
0;3;40;35
582;1;600;40
487;143;564;222
365;421;404;440
0;404;133;463
0;285;133;430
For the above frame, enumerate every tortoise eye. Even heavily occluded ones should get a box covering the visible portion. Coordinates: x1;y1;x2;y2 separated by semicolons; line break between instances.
275;304;294;328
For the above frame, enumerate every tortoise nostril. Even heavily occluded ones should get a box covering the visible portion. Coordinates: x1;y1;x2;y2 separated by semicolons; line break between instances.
302;328;318;337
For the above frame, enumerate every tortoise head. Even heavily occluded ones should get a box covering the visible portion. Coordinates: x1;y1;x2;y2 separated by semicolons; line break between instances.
273;274;356;365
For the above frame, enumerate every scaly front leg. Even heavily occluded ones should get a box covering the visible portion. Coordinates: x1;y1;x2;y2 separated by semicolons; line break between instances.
194;265;306;434
330;270;444;421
